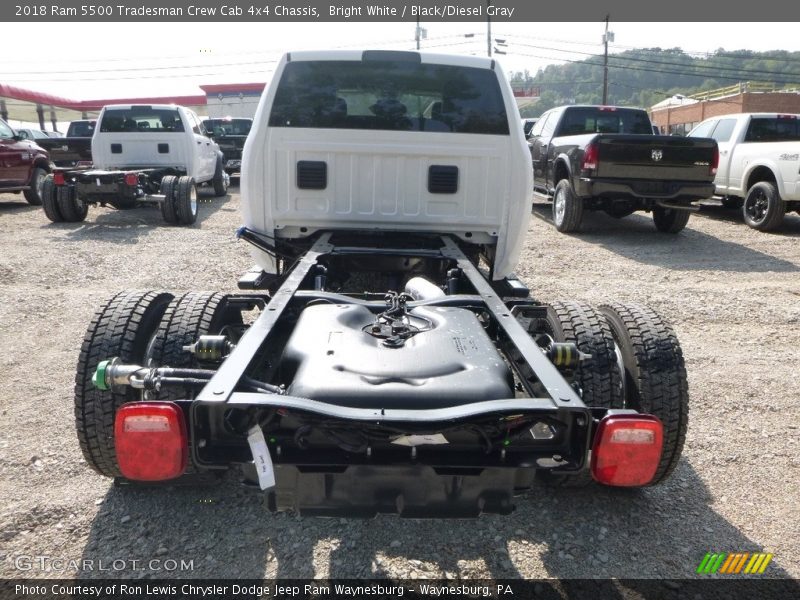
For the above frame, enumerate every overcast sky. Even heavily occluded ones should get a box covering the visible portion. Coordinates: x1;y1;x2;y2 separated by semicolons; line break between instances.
3;22;800;101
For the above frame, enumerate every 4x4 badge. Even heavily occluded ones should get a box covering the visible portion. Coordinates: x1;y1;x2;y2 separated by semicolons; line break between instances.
651;149;663;161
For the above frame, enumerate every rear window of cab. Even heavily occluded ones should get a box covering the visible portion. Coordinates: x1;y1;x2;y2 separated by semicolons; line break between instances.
269;60;510;135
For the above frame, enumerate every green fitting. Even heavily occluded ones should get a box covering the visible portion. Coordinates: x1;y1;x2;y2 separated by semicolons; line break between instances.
92;360;111;391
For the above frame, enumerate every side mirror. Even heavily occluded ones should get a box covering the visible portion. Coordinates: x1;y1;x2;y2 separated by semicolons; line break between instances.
17;131;29;140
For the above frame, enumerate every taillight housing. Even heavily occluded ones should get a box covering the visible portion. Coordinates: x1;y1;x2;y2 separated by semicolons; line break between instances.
114;402;188;481
590;414;663;487
53;172;66;185
124;172;139;187
582;143;599;171
710;145;719;176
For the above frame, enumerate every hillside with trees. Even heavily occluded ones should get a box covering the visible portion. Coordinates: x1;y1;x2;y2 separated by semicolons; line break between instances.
511;48;800;117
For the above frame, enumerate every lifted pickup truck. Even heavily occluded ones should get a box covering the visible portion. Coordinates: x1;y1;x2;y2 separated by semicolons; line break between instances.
73;51;688;517
42;105;229;225
0;118;51;205
688;112;800;230
529;105;718;233
204;117;252;178
35;120;95;168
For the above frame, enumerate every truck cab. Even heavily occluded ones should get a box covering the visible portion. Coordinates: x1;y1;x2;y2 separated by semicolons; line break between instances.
241;50;532;279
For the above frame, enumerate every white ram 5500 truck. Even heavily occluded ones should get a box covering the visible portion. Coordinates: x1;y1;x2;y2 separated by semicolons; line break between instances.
42;104;229;225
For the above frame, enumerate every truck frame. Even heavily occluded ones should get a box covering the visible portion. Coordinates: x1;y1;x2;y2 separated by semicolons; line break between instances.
73;51;688;517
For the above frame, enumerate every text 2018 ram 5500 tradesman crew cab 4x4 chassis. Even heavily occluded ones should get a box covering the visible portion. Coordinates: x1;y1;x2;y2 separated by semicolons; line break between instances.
72;51;689;517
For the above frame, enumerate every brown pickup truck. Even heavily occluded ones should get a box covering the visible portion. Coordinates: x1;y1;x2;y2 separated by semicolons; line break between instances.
0;118;51;205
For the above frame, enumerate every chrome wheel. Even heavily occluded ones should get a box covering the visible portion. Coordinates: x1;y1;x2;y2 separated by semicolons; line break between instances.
553;187;566;226
190;185;197;217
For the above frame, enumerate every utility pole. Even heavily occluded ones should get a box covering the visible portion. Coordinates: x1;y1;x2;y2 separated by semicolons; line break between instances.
602;15;613;104
487;1;492;57
415;15;420;50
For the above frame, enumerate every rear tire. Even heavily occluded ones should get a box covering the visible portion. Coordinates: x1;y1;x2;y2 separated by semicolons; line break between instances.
24;167;47;205
552;180;583;233
653;206;690;233
146;292;241;401
74;291;174;478
532;302;622;487
159;175;177;224
41;175;64;222
57;186;88;222
174;176;198;225
598;303;689;485
212;158;228;197
743;181;785;231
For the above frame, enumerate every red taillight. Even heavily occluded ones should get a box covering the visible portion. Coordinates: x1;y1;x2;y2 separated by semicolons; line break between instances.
114;402;187;481
590;415;663;487
53;172;66;185
582;143;599;171
124;172;138;187
710;145;719;176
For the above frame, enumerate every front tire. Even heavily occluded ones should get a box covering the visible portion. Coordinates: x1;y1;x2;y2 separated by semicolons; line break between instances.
552;179;583;233
653;206;690;233
74;291;174;478
743;181;785;231
598;303;689;485
24;167;47;205
174;176;198;225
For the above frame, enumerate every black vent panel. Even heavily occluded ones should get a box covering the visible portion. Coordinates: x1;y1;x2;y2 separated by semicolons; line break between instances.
428;165;458;194
110;143;122;154
157;143;169;154
296;160;327;190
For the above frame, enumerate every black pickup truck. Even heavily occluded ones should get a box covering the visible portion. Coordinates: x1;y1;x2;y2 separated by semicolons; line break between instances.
529;105;718;233
35;120;95;168
204;117;252;178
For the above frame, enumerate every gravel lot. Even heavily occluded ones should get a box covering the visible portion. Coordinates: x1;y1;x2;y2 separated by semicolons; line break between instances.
1;188;798;581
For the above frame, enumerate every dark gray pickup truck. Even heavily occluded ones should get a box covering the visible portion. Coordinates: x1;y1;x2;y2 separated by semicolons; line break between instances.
529;105;718;233
34;120;94;168
204;117;252;178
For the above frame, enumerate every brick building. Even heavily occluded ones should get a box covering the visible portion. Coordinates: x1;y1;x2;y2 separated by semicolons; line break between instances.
650;82;800;135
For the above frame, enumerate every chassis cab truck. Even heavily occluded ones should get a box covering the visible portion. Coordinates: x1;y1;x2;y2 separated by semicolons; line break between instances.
41;104;229;225
74;51;689;517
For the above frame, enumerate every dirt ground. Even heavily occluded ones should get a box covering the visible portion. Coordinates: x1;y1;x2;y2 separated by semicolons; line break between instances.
1;188;798;581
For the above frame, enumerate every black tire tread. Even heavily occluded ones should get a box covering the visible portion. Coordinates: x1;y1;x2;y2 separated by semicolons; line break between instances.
743;181;785;231
598;302;689;485
553;179;583;233
57;186;88;222
74;291;174;477
175;176;197;225
653;207;691;233
159;175;177;224
41;175;63;222
24;167;46;205
212;157;228;197
147;292;228;401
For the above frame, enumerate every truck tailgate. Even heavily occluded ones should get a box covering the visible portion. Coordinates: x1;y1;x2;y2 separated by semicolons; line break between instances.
594;135;716;182
37;138;92;167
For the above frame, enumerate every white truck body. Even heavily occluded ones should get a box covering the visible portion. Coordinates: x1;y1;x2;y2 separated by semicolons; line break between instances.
241;50;532;279
92;104;218;184
689;112;800;201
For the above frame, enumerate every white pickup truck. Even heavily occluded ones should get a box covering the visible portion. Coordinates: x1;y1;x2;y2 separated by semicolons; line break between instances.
688;113;800;230
42;104;229;225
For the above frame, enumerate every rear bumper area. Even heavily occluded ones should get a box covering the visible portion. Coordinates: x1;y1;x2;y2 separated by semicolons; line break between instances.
577;177;715;201
247;464;525;517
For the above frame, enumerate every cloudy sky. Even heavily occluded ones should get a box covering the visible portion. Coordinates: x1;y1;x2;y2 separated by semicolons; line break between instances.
3;22;800;102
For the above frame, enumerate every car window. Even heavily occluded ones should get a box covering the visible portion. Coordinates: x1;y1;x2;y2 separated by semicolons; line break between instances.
555;107;653;136
530;113;549;137
744;116;800;142
99;108;185;133
269;60;509;135
540;111;558;138
711;119;736;143
67;121;96;137
206;119;252;136
0;120;14;138
688;120;716;138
